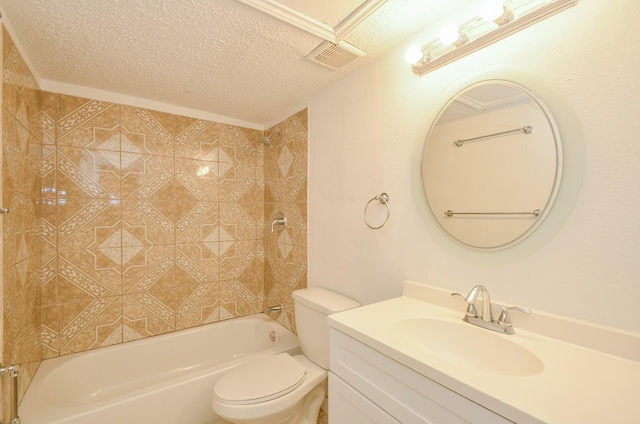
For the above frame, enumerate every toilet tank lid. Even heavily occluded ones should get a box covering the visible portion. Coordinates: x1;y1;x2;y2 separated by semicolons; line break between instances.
292;288;360;314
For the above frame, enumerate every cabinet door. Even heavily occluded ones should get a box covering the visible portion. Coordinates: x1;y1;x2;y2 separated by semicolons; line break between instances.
329;373;400;424
330;329;512;424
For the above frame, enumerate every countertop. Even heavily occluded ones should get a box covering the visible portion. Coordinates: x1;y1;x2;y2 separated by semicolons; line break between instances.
328;282;640;423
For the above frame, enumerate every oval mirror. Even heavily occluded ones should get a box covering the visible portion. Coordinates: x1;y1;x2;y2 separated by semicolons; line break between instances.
421;80;563;250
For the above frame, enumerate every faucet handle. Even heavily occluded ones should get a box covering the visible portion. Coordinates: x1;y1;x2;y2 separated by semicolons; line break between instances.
497;305;531;326
270;212;287;233
451;292;466;300
451;292;478;318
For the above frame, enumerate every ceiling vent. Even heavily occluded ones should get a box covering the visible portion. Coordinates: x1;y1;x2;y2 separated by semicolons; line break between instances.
306;40;366;70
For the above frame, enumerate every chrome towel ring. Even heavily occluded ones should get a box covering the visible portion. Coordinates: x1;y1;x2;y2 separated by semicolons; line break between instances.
364;193;390;230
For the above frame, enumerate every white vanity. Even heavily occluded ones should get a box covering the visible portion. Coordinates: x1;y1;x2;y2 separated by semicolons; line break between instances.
327;281;640;423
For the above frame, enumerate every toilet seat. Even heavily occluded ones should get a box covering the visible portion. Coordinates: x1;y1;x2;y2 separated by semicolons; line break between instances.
214;353;306;405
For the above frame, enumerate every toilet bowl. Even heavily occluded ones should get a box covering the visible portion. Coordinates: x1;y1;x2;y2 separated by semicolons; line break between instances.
212;354;326;424
211;288;359;424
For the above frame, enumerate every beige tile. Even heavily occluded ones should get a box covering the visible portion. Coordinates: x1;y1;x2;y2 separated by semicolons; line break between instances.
41;91;56;145
57;249;122;301
122;244;175;293
41;304;59;359
122;199;175;245
56;146;120;199
123;288;176;341
219;280;262;320
174;119;218;159
57;198;121;250
173;114;201;137
2;115;37;196
59;296;123;356
175;157;218;201
176;282;220;330
219;154;258;202
3;63;41;136
121;152;174;200
41;144;57;202
264;240;306;292
2;196;23;268
56;94;119;149
120;106;174;155
220;201;258;242
41;196;58;253
220;240;264;285
282;201;307;248
219;124;262;165
175;201;219;243
175;243;220;285
3;264;27;346
41;250;57;306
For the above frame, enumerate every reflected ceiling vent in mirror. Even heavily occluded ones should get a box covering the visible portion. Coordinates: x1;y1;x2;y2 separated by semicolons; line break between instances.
306;40;366;70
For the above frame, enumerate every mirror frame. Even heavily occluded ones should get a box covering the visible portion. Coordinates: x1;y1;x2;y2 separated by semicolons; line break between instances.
421;79;563;251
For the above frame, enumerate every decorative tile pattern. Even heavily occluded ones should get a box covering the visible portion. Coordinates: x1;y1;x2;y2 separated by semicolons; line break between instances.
123;288;177;341
37;95;309;359
263;109;308;332
1;26;44;416
58;296;122;356
176;282;220;330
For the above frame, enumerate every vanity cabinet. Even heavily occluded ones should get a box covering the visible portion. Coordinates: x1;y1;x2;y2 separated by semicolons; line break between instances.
329;329;512;424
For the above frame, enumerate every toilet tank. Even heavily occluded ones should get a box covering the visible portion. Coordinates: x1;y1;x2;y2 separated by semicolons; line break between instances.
292;288;360;369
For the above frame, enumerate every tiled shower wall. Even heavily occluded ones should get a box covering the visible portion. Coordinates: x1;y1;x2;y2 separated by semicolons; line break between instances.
40;94;271;358
1;26;44;411
39;101;308;359
264;111;308;330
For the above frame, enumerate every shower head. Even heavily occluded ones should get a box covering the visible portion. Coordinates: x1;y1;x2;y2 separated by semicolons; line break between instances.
261;130;282;147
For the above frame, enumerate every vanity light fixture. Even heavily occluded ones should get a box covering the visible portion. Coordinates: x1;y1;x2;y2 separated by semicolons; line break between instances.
406;0;578;74
481;0;514;25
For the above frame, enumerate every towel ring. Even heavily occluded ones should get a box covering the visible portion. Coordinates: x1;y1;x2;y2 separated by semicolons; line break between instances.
364;193;390;230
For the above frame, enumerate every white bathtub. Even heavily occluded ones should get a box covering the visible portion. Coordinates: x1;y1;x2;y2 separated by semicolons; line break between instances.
21;314;301;424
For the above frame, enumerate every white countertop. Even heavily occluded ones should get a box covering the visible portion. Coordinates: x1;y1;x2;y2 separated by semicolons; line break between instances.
328;282;640;423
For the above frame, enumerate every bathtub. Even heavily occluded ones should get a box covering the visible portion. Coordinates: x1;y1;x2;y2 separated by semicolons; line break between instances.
20;314;301;424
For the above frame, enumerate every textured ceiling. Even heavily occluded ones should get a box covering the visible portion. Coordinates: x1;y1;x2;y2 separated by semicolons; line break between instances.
0;0;472;127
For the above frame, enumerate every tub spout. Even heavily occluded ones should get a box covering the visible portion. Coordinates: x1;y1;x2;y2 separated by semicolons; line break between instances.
266;304;283;315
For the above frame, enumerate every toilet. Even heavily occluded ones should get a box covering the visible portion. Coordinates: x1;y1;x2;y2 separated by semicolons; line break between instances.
211;288;359;424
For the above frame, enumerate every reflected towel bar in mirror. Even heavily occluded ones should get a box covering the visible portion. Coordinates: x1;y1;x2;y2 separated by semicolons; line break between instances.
445;209;541;217
454;126;533;147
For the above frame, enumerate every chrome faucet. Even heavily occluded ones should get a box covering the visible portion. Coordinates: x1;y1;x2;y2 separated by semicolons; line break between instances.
452;285;531;335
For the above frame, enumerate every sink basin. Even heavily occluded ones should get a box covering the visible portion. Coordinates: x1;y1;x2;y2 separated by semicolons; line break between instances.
395;318;543;376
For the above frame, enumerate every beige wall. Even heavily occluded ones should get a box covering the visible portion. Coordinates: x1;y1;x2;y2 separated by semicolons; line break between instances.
1;26;44;413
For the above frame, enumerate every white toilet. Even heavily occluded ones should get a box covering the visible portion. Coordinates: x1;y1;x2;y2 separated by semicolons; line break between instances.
211;288;359;424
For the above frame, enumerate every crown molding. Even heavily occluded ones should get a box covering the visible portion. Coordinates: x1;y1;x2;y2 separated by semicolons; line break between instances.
237;0;387;43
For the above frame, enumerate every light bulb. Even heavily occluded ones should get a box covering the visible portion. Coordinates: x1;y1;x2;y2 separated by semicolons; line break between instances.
439;25;460;45
481;0;505;21
404;45;424;64
439;25;467;47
